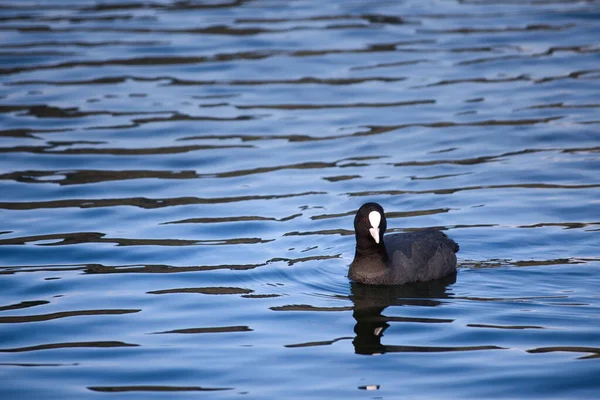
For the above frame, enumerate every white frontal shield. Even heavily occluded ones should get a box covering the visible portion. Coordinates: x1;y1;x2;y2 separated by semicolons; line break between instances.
368;211;381;244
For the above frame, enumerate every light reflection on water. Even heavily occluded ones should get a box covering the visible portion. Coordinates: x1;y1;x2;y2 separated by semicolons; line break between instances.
1;0;599;398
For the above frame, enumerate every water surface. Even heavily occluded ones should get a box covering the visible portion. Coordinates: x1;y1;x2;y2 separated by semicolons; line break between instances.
1;0;599;399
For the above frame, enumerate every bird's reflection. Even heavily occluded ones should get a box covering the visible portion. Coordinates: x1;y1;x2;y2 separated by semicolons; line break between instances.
350;274;456;355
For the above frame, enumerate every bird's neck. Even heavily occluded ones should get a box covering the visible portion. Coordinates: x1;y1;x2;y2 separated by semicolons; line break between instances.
350;242;389;285
353;240;389;266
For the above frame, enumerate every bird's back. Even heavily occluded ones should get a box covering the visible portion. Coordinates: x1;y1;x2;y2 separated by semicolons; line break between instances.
383;229;458;284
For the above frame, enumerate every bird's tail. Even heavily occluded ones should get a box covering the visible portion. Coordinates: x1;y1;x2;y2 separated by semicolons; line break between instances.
441;231;460;253
452;241;459;253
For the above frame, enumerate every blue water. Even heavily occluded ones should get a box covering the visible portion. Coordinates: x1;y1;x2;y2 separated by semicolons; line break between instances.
1;0;599;398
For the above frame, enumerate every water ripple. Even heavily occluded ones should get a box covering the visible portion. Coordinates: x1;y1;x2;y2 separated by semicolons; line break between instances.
0;341;138;353
0;309;140;324
87;385;233;393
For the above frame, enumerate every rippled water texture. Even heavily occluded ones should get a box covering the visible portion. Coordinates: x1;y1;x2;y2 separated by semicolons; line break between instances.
1;0;600;398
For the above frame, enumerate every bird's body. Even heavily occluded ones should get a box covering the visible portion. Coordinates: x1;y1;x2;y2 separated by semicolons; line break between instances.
349;203;459;285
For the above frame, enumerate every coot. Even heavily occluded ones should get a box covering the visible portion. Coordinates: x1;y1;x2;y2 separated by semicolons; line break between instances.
349;202;459;285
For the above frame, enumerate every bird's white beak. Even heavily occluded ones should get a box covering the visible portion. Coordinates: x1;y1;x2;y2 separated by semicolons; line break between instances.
368;211;381;244
369;227;380;244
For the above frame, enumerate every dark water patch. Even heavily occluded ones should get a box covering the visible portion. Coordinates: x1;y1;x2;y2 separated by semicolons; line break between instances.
83;0;250;11
0;363;77;367
518;222;600;230
1;143;253;155
270;305;352;312
211;161;341;178
310;207;451;221
347;183;600;197
0;232;271;247
416;74;530;88
512;259;592;267
323;175;361;182
284;229;353;237
0;38;531;77
236;100;436;110
235;13;421;25
0;24;330;37
0;191;324;210
467;324;545;330
179;132;324;143
351;59;431;71
241;294;281;299
419;23;575;35
0;309;140;324
162;213;302;225
2;41;165;49
359;344;505;353
7;76;174;86
285;337;352;348
459;51;600;66
429;147;458;154
0;52;279;76
534;69;600;84
527;346;600;360
0;103;173;119
148;287;253;295
0;258;346;276
356;116;563;138
156;76;406;86
153;326;252;334
88;385;233;392
0;169;199;185
460;258;591;270
82;263;266;275
518;102;600;110
410;173;472;180
87;113;259;131
0;50;79;57
387;316;454;324
456;295;568;302
0;15;146;24
0;265;85;275
1;259;344;277
0;128;72;139
267;254;342;266
0;300;49;312
7;75;408;88
0;341;138;353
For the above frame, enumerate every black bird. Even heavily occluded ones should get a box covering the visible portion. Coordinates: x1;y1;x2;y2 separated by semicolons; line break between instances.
349;202;459;285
